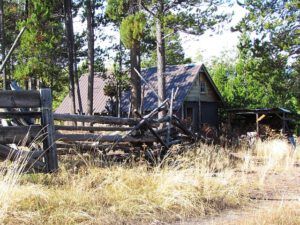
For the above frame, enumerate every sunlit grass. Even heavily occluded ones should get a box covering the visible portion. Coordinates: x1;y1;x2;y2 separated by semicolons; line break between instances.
0;138;298;224
238;202;300;225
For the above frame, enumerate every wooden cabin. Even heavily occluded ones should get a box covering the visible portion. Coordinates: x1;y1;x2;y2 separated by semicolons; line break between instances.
56;64;224;132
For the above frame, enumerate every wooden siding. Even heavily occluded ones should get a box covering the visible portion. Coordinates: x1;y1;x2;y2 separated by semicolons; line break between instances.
185;72;219;102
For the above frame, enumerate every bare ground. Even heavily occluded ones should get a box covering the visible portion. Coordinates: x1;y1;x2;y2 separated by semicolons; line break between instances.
173;165;300;225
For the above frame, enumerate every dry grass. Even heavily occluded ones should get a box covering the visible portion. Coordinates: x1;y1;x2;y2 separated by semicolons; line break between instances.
238;202;300;225
0;152;30;223
0;138;299;224
0;144;247;225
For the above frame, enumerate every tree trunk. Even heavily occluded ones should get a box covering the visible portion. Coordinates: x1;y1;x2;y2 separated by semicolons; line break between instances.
130;40;141;115
0;0;6;90
156;1;166;118
117;40;123;118
25;0;29;17
86;0;94;116
129;0;141;116
64;0;76;115
74;47;83;114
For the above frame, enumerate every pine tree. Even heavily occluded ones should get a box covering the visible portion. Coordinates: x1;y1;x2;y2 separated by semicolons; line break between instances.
141;0;231;117
107;0;146;114
85;0;95;115
14;0;66;99
64;0;77;115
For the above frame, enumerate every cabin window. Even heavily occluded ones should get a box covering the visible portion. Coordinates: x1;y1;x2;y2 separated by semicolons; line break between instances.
200;81;206;93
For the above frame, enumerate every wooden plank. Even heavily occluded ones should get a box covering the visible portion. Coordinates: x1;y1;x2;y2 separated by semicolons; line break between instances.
56;142;140;154
256;113;259;134
0;90;41;108
172;115;196;141
0;27;26;75
0;111;41;118
53;113;139;126
0;125;43;144
56;132;156;143
166;89;174;146
103;99;170;150
0;144;45;170
156;127;176;135
55;125;132;132
134;110;169;149
40;89;58;172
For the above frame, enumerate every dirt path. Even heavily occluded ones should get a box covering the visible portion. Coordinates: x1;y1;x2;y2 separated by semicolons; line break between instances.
174;165;300;225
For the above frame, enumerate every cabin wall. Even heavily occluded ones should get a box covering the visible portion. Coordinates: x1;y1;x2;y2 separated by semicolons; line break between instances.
184;72;219;102
199;72;219;102
184;74;200;102
182;71;221;131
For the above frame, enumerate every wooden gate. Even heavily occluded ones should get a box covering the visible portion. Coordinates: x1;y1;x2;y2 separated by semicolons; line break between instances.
0;89;58;172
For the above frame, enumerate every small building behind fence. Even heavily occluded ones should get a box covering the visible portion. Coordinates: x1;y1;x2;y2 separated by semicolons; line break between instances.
56;64;224;133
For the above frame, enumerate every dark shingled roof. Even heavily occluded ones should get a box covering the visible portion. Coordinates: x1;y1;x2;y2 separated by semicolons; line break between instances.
56;64;219;114
123;64;201;112
56;72;110;114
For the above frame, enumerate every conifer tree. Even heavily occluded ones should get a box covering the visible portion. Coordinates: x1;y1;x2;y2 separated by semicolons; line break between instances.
64;0;77;115
142;0;231;117
14;0;66;100
107;0;146;114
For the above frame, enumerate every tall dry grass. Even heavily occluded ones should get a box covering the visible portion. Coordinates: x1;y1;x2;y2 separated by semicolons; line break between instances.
1;143;248;224
0;151;31;223
238;202;300;225
253;139;298;185
0;138;298;224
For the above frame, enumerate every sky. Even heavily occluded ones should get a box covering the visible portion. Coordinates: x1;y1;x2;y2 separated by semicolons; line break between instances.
180;2;247;63
74;2;247;66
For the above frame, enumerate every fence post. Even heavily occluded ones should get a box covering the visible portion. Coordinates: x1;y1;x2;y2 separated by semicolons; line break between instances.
40;88;58;172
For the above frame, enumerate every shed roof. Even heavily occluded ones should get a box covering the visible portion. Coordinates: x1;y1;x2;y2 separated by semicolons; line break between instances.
227;108;300;123
227;108;295;115
56;64;222;114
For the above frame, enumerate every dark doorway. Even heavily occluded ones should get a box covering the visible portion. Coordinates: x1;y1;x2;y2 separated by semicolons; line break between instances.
184;101;199;132
201;102;218;127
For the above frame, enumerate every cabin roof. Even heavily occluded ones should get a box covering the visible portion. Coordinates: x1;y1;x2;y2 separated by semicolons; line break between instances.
56;64;223;114
227;107;295;115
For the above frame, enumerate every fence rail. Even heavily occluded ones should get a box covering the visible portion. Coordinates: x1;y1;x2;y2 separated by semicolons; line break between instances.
0;89;58;172
0;89;195;173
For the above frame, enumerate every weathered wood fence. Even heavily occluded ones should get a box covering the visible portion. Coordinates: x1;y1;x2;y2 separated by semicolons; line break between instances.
0;89;196;172
0;89;58;172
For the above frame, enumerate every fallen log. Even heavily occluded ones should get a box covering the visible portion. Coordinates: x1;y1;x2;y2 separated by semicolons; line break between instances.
53;113;139;126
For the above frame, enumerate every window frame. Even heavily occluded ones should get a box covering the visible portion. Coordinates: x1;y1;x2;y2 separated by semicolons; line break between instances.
200;81;206;93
